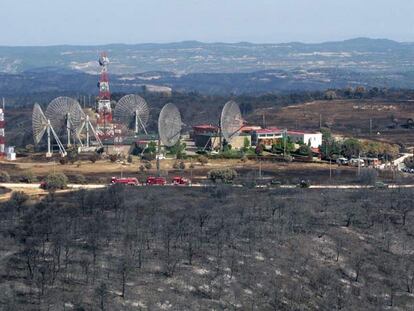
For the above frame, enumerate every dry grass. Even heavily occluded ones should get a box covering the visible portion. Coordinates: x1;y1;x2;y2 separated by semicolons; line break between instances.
247;99;414;145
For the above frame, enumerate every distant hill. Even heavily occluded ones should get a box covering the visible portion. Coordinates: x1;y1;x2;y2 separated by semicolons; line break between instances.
1;38;414;95
1;38;414;75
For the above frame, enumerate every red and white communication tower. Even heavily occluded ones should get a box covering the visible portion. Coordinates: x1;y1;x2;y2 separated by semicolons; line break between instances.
0;98;5;158
96;52;114;137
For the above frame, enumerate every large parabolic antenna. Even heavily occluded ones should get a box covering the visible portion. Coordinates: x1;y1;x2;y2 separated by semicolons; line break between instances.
113;94;150;134
158;103;182;147
45;97;83;145
32;103;48;145
220;100;243;141
32;103;66;157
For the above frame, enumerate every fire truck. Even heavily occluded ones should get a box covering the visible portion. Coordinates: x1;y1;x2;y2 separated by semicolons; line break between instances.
111;177;139;186
146;176;167;186
172;176;190;185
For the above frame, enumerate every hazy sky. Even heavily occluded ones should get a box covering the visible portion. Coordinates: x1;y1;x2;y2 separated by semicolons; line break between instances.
1;0;413;45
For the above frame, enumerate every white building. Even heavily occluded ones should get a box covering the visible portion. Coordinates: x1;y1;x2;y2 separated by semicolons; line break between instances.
252;127;283;147
6;146;16;161
252;128;322;149
287;131;323;148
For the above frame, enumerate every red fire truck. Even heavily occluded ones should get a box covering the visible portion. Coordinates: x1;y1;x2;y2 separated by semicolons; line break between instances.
146;176;167;186
172;176;190;186
111;177;139;186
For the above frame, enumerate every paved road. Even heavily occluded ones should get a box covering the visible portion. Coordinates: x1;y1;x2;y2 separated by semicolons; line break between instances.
0;183;106;190
1;183;414;193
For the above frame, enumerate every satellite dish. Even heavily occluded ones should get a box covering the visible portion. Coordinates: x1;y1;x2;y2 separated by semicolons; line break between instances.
114;94;149;134
45;97;83;146
32;103;67;157
158;103;182;147
220;100;243;141
32;103;48;145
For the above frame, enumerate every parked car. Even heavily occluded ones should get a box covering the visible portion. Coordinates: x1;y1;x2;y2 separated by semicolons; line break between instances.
374;182;389;189
269;179;282;187
110;177;140;186
172;176;190;185
298;180;311;188
336;157;349;165
349;158;365;167
146;176;166;186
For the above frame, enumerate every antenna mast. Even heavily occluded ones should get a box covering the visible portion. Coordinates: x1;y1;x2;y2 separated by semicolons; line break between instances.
0;98;5;158
97;52;114;138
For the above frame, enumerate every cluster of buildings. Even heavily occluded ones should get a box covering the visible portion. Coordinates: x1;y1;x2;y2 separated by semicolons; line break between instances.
191;124;322;151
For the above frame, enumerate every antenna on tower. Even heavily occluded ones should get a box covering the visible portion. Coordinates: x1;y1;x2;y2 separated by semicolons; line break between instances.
0;98;5;158
96;52;114;138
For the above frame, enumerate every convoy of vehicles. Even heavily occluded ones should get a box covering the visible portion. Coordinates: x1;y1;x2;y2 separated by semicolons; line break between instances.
109;176;189;186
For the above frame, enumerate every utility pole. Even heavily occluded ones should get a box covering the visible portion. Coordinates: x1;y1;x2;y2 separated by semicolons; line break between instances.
326;141;332;181
156;139;161;176
259;160;262;179
262;113;266;129
190;158;193;185
329;158;332;181
369;118;372;136
283;129;287;157
319;114;322;129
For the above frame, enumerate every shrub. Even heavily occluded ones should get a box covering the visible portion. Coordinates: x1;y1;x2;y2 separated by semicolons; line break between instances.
109;154;118;163
59;157;68;165
0;171;10;182
72;174;87;184
67;147;79;164
25;144;35;153
127;155;133;163
297;145;313;157
142;153;156;161
20;171;37;183
207;168;237;183
10;191;29;206
89;153;99;163
144;162;152;170
173;161;186;170
139;165;145;173
404;156;414;169
255;145;264;155
198;155;208;166
44;173;68;190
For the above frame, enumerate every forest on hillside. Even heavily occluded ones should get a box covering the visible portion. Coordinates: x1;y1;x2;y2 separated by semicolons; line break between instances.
0;186;413;310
